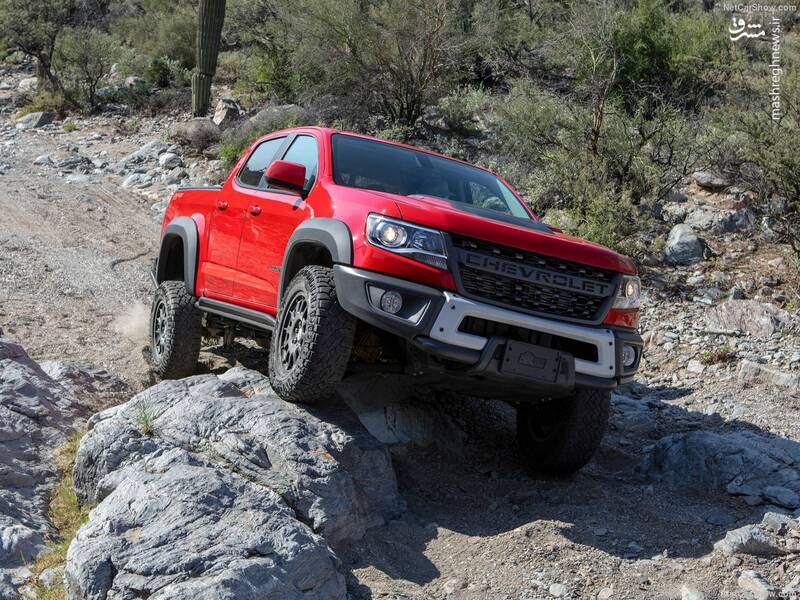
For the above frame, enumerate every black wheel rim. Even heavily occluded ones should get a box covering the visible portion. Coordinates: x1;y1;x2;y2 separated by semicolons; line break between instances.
278;291;309;372
152;299;168;361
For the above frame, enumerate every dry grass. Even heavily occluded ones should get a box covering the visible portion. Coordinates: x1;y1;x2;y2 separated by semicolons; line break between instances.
26;432;90;600
700;345;736;365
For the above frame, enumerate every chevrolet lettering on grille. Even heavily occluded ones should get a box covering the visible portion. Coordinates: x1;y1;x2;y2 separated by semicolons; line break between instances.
459;250;613;298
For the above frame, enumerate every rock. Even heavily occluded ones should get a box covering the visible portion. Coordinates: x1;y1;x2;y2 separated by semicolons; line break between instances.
15;111;54;130
686;360;706;374
39;565;64;587
738;361;800;392
597;588;614;600
693;169;731;191
681;585;704;600
32;154;52;166
737;571;775;600
171;118;220;152
121;173;154;189
213;97;244;128
644;430;800;510
65;451;346;600
706;300;794;337
761;511;799;534
548;582;568;597
123;76;146;88
0;337;125;592
163;167;189;186
157;152;183;169
443;577;464;594
664;224;704;265
714;524;785;556
73;370;403;545
17;77;37;95
54;154;94;172
684;206;755;234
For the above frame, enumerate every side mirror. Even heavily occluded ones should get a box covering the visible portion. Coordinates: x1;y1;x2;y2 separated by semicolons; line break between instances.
265;160;306;197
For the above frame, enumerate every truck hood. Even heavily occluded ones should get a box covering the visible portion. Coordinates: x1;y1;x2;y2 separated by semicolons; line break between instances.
379;193;637;275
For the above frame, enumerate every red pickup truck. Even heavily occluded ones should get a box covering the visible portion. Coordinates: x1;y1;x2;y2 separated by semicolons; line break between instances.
150;127;642;473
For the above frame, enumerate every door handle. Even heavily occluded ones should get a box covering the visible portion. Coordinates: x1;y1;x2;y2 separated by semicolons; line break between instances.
216;200;228;211
249;205;262;216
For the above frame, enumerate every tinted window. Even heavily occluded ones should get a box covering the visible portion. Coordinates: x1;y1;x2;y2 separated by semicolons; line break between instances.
331;134;531;219
238;137;286;187
282;135;318;188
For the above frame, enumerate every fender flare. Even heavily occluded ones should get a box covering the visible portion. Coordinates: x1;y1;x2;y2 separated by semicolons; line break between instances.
279;218;353;301
156;216;199;297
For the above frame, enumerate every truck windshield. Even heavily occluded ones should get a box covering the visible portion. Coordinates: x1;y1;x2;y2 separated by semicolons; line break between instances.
331;134;532;220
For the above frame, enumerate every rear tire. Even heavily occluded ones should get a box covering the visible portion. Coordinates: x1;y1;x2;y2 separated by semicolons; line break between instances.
149;280;202;380
516;388;610;475
268;266;356;404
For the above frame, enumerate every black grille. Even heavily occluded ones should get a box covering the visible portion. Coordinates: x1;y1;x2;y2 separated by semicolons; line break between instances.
451;235;617;323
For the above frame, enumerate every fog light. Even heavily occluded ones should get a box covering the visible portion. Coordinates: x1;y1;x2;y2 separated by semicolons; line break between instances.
379;290;403;314
622;345;637;368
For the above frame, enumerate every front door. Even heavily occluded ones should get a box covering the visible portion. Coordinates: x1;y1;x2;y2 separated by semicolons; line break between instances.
202;136;287;298
235;134;319;311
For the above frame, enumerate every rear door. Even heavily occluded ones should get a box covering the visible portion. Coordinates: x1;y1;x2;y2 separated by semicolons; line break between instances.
203;136;286;298
234;133;319;311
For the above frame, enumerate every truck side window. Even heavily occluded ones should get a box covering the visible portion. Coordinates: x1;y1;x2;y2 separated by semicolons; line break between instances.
238;137;286;188
281;135;318;188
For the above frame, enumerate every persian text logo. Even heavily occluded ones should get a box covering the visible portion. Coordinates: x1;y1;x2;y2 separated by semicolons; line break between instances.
729;16;765;40
727;14;784;123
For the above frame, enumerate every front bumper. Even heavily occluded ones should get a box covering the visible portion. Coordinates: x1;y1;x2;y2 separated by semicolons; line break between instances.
334;265;642;395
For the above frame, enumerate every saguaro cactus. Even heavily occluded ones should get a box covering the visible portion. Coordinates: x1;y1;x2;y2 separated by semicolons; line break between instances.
192;0;226;117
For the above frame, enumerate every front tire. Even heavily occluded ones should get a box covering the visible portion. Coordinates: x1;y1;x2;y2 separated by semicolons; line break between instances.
149;280;202;380
268;266;356;404
516;388;611;475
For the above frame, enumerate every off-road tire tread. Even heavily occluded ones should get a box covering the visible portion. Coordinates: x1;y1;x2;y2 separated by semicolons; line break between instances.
516;388;610;475
150;280;202;380
268;266;356;404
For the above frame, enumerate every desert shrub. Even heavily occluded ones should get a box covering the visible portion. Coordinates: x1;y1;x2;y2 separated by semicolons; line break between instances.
218;105;311;168
493;79;702;252
0;0;77;89
111;1;196;72
145;56;191;89
20;90;67;116
436;87;488;134
54;27;119;110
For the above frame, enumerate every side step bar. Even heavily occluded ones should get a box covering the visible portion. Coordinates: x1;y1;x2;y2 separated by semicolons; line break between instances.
196;297;276;332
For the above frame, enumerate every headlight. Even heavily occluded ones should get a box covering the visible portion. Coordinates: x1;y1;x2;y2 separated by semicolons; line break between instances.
366;214;448;270
613;275;641;309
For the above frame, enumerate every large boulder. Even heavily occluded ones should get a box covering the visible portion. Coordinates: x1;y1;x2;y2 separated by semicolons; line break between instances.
65;450;346;600
683;206;755;234
0;337;126;598
66;367;403;600
664;224;705;265
705;299;794;337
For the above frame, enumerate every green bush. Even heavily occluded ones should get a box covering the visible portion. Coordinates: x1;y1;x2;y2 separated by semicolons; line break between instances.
54;27;120;111
437;87;488;134
219;105;310;168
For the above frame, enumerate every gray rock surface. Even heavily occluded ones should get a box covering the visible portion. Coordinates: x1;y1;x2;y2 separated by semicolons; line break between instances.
706;300;794;337
15;111;53;130
664;224;705;265
644;429;800;509
66;449;346;600
213;97;244;128
738;360;800;391
0;336;126;598
713;524;785;556
66;368;403;599
692;170;731;191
